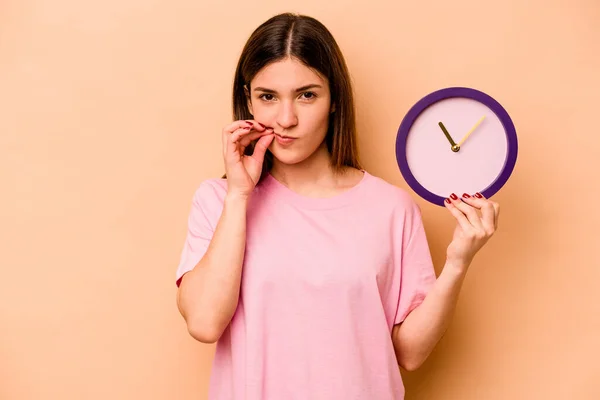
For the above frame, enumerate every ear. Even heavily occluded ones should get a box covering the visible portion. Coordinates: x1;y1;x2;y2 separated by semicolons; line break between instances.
330;103;336;113
244;85;254;115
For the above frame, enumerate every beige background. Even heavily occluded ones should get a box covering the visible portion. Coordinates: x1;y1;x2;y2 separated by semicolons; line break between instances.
1;0;599;399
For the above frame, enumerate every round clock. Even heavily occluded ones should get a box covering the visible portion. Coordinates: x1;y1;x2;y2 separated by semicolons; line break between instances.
395;87;518;207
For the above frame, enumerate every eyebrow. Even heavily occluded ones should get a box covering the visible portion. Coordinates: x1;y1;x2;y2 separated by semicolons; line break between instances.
252;84;323;93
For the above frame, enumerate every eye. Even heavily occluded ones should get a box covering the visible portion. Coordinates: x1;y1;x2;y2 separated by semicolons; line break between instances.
300;91;316;100
258;93;275;102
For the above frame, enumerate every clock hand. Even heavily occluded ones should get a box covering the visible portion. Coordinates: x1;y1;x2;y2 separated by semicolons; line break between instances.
457;116;486;147
438;122;460;152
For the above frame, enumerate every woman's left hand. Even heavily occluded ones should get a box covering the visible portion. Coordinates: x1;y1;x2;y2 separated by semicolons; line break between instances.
444;192;500;272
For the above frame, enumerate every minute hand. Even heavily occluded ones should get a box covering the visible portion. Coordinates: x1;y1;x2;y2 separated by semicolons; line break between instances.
457;116;486;147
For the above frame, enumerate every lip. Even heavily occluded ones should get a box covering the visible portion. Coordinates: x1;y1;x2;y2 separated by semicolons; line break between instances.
275;133;295;139
274;133;296;145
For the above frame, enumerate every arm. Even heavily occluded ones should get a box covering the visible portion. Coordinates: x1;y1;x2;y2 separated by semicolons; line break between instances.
176;192;249;343
176;120;274;344
392;192;500;371
392;260;467;371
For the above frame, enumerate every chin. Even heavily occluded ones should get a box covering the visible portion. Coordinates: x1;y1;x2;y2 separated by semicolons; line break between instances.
268;147;312;166
270;152;308;166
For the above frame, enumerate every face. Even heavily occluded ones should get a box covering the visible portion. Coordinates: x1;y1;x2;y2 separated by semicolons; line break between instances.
247;57;333;165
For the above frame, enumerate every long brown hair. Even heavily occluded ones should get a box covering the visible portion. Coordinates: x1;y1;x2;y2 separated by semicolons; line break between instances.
226;12;361;181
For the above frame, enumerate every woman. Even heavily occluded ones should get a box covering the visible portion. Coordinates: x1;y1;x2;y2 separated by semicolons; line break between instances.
175;12;499;400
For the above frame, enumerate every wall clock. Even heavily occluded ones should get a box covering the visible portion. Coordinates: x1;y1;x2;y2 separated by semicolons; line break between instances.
395;87;518;207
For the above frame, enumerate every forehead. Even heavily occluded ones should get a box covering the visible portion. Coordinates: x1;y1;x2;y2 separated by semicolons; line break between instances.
251;57;327;89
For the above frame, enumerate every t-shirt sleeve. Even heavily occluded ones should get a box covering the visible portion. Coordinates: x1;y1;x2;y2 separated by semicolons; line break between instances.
393;198;437;325
175;180;225;287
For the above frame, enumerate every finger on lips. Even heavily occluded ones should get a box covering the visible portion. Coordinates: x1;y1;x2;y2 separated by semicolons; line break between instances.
244;120;273;132
226;120;251;134
231;126;274;145
225;120;260;135
230;128;248;143
239;131;270;146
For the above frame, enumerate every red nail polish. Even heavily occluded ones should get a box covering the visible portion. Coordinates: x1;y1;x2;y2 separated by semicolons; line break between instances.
462;193;471;198
445;198;451;204
450;193;458;200
475;192;483;198
258;122;266;128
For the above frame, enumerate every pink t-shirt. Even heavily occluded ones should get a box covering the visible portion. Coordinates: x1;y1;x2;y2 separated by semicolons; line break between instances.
176;170;437;399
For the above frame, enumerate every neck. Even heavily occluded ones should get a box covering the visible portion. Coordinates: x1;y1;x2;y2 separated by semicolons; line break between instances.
269;142;340;191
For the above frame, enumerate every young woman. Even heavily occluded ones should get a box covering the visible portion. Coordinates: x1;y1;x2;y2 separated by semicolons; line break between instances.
175;12;500;400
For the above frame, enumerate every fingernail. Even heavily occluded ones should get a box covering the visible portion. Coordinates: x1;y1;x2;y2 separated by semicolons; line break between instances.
462;193;471;198
445;198;451;204
450;193;458;200
258;122;266;128
475;192;483;198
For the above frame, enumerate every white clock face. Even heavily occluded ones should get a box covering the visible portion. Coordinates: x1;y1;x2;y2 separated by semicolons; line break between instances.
405;97;508;197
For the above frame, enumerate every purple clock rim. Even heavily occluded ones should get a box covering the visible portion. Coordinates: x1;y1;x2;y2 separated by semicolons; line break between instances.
395;87;518;206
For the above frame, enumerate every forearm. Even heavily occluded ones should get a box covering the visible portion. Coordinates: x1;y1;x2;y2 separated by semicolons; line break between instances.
392;259;469;370
177;193;249;343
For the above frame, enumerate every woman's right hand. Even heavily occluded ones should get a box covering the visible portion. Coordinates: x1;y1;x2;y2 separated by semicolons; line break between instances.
222;120;274;198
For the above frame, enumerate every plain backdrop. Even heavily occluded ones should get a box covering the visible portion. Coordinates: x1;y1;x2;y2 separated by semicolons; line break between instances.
1;0;599;399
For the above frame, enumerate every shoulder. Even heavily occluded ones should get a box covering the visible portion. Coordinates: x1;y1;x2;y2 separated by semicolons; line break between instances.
364;171;421;214
194;177;228;196
190;177;229;211
363;173;429;245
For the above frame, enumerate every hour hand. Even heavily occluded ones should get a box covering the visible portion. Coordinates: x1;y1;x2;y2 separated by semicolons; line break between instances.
438;122;460;152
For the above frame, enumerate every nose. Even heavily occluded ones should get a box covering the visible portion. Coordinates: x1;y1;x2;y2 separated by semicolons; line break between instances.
276;101;298;129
